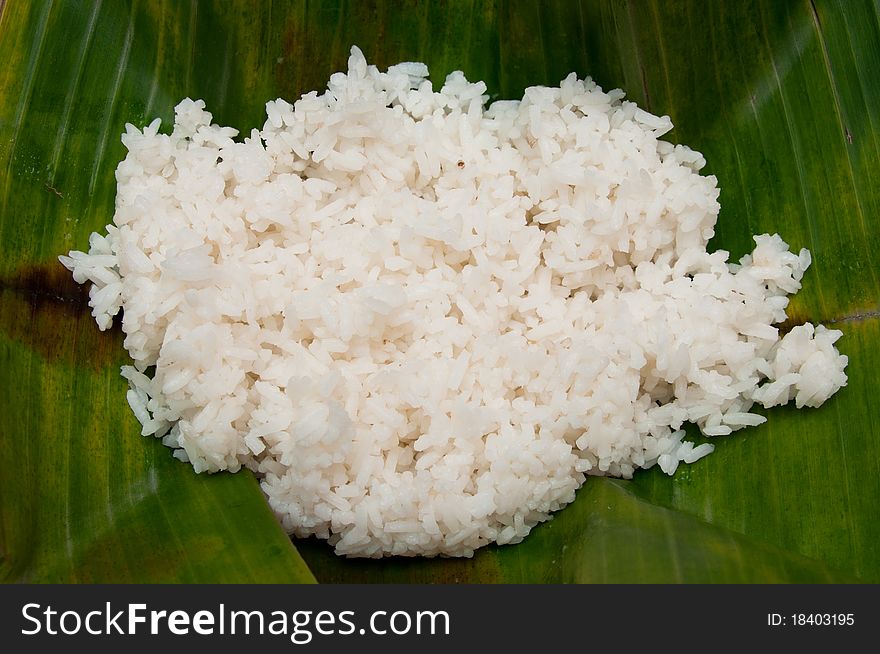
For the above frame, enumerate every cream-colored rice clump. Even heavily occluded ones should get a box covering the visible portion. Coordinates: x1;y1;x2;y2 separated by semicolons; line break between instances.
61;47;848;557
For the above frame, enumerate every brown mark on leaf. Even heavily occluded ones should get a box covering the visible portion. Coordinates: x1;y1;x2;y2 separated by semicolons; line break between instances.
827;308;880;325
294;536;503;584
777;307;810;335
778;304;880;335
639;64;653;113
845;126;853;145
0;261;123;369
44;183;63;198
278;16;348;102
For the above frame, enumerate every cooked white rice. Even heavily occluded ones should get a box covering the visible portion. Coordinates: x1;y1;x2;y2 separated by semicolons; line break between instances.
61;47;848;557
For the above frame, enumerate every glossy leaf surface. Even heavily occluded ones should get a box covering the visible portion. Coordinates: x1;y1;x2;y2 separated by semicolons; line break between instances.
1;0;875;583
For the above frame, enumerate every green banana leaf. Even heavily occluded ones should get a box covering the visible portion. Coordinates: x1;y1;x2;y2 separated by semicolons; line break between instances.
1;0;876;583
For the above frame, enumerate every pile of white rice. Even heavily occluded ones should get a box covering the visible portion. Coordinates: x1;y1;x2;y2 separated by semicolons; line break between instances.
61;47;848;557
